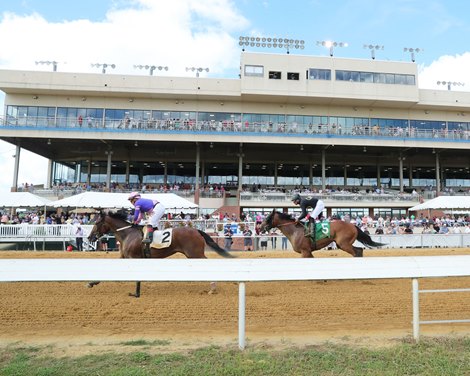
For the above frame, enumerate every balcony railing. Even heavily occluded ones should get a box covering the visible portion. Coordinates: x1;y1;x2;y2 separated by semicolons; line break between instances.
2;115;469;142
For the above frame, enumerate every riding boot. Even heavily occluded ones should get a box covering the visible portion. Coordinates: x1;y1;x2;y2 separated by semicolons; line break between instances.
305;218;315;239
142;225;152;244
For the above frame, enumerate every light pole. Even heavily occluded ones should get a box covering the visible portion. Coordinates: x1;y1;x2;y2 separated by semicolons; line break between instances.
316;40;348;57
436;81;465;91
363;44;384;60
134;65;168;75
35;60;58;72
403;47;423;62
238;36;305;54
91;63;116;74
185;67;209;77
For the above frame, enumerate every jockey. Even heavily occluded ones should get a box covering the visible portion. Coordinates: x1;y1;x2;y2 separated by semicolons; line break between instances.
291;193;325;237
128;192;166;241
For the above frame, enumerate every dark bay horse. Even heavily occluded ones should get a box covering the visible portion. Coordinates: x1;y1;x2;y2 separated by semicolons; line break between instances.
261;210;385;258
87;210;234;297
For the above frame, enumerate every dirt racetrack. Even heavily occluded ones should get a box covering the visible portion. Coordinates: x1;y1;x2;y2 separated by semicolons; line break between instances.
0;247;469;353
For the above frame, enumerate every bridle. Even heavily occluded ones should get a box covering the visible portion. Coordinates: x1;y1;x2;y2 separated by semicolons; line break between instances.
264;212;297;230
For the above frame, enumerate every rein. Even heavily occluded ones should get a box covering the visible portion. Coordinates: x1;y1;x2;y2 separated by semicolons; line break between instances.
116;225;133;232
276;221;297;227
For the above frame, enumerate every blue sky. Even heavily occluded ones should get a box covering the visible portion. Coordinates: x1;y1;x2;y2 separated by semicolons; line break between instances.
0;0;469;191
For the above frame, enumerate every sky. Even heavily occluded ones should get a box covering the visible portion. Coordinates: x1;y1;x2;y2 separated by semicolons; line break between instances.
0;0;470;192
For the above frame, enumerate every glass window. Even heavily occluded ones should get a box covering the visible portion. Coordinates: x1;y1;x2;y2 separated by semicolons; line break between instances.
405;75;416;85
385;73;395;84
269;71;281;79
287;72;299;80
244;65;264;77
374;73;386;83
360;72;373;83
309;68;331;80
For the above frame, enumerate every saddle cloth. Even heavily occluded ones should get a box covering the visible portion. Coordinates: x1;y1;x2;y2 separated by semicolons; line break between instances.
305;222;330;240
150;229;173;249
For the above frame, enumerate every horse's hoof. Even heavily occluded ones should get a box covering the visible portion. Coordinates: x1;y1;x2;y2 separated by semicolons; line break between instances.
128;293;140;298
208;289;217;295
86;283;94;288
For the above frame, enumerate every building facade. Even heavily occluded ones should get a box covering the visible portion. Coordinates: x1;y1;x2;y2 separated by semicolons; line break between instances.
1;52;469;217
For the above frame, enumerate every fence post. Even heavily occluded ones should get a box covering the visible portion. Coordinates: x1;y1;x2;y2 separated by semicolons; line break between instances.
239;282;246;350
412;278;420;342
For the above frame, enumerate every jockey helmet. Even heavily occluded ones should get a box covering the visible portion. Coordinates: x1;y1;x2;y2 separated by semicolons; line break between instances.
128;191;141;201
291;193;301;202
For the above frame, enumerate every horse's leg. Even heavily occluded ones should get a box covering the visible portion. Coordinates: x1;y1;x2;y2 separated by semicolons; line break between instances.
301;249;313;257
129;281;141;298
353;246;363;257
87;281;100;288
336;241;358;257
208;282;217;295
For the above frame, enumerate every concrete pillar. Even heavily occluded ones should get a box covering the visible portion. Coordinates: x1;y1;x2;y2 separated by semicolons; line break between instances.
125;160;130;185
46;159;53;189
238;143;243;191
11;144;21;192
195;143;200;204
399;156;404;192
105;150;113;191
435;152;441;194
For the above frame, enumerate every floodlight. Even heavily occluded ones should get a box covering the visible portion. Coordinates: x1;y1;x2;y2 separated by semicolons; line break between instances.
316;40;348;56
35;60;58;72
363;43;384;59
238;35;304;54
403;47;423;62
91;63;116;74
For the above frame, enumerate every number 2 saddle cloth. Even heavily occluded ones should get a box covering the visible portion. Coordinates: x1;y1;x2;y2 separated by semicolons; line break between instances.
145;228;174;249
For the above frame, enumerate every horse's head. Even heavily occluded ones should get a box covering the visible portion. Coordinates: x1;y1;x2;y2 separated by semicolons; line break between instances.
260;209;276;232
88;210;111;242
261;209;295;232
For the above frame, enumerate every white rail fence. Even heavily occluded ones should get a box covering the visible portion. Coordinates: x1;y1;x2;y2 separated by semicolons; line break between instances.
1;224;470;251
0;256;469;349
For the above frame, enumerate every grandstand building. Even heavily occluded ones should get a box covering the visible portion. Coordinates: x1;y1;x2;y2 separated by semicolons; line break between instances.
0;51;469;219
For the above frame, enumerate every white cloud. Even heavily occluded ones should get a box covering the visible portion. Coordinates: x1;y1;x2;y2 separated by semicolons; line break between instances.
0;0;248;75
418;53;470;89
0;0;249;192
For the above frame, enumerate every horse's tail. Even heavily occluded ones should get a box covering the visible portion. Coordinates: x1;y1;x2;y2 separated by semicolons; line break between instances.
198;229;236;258
355;226;387;248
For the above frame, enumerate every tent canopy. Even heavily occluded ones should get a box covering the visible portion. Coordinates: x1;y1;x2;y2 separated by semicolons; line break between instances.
409;196;470;211
50;192;198;211
0;192;51;208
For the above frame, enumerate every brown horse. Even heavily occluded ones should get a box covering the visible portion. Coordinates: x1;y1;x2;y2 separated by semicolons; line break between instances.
261;210;385;258
87;209;234;297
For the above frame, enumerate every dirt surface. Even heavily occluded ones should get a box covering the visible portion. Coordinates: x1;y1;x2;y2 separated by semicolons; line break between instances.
0;247;469;354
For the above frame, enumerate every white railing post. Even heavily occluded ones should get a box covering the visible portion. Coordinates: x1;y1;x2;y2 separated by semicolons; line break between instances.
412;278;420;342
238;282;246;350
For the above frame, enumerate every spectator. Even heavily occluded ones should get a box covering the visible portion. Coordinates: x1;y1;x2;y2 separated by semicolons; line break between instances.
281;234;288;250
270;229;278;249
260;231;268;250
439;224;449;234
75;225;84;251
403;224;413;234
224;225;233;251
100;234;109;252
243;226;253;251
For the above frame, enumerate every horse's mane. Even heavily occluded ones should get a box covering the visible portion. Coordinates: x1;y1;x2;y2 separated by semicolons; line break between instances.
106;209;130;222
266;210;294;225
276;211;294;221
